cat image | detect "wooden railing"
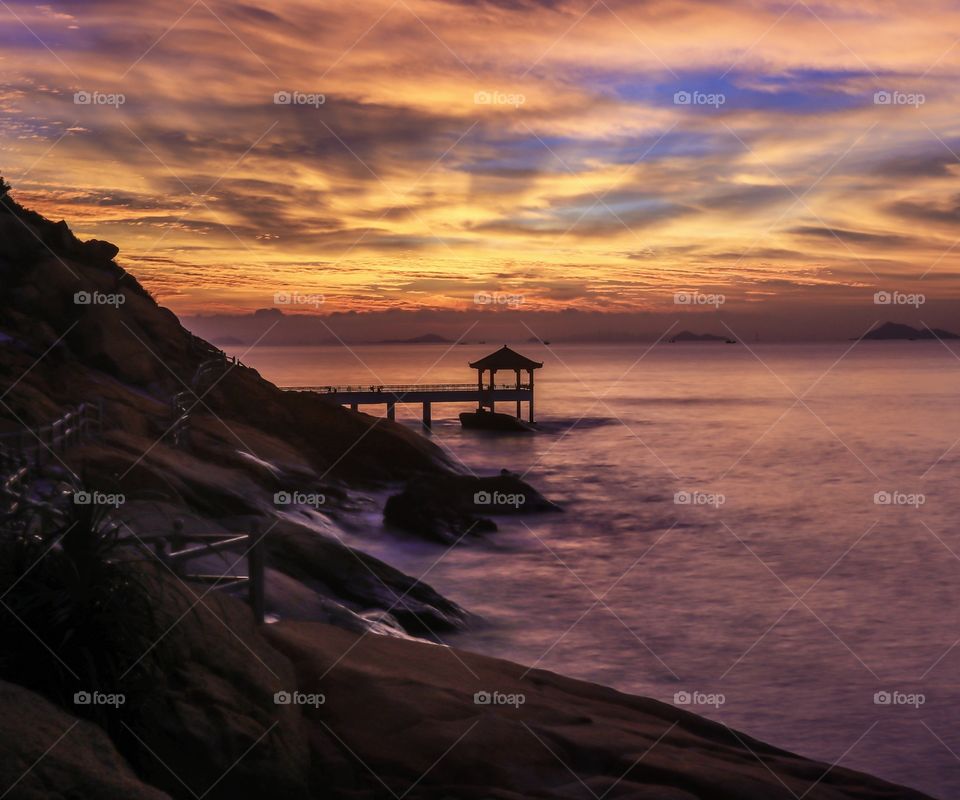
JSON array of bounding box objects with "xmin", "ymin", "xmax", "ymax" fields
[
  {"xmin": 168, "ymin": 391, "xmax": 192, "ymax": 447},
  {"xmin": 187, "ymin": 333, "xmax": 246, "ymax": 369},
  {"xmin": 134, "ymin": 520, "xmax": 265, "ymax": 623},
  {"xmin": 0, "ymin": 402, "xmax": 103, "ymax": 466}
]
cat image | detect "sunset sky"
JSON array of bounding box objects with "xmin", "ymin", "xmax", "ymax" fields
[{"xmin": 2, "ymin": 0, "xmax": 959, "ymax": 337}]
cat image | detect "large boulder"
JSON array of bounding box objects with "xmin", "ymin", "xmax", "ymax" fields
[
  {"xmin": 124, "ymin": 576, "xmax": 312, "ymax": 800},
  {"xmin": 0, "ymin": 680, "xmax": 170, "ymax": 799},
  {"xmin": 264, "ymin": 622, "xmax": 934, "ymax": 800}
]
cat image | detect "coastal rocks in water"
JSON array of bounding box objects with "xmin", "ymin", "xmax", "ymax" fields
[
  {"xmin": 0, "ymin": 680, "xmax": 171, "ymax": 799},
  {"xmin": 384, "ymin": 471, "xmax": 561, "ymax": 542}
]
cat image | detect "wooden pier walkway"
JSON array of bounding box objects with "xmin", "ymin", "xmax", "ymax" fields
[{"xmin": 282, "ymin": 383, "xmax": 533, "ymax": 426}]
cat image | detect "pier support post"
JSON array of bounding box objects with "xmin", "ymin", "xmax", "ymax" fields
[
  {"xmin": 350, "ymin": 403, "xmax": 358, "ymax": 412},
  {"xmin": 422, "ymin": 402, "xmax": 432, "ymax": 428},
  {"xmin": 387, "ymin": 402, "xmax": 396, "ymax": 421}
]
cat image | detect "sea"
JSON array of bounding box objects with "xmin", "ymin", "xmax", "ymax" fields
[{"xmin": 232, "ymin": 340, "xmax": 960, "ymax": 798}]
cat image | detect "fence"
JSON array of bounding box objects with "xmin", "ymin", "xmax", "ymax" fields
[
  {"xmin": 135, "ymin": 520, "xmax": 265, "ymax": 623},
  {"xmin": 187, "ymin": 333, "xmax": 246, "ymax": 368},
  {"xmin": 0, "ymin": 402, "xmax": 103, "ymax": 467}
]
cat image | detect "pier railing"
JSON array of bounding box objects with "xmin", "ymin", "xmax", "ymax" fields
[{"xmin": 283, "ymin": 382, "xmax": 529, "ymax": 393}]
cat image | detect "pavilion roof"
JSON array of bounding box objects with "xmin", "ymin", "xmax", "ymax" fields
[{"xmin": 469, "ymin": 345, "xmax": 543, "ymax": 371}]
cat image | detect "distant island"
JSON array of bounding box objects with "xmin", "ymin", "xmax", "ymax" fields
[
  {"xmin": 670, "ymin": 331, "xmax": 736, "ymax": 343},
  {"xmin": 859, "ymin": 322, "xmax": 960, "ymax": 341},
  {"xmin": 375, "ymin": 333, "xmax": 453, "ymax": 344}
]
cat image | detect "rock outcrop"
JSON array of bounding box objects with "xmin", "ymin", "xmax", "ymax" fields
[
  {"xmin": 265, "ymin": 621, "xmax": 933, "ymax": 800},
  {"xmin": 0, "ymin": 680, "xmax": 171, "ymax": 799},
  {"xmin": 384, "ymin": 471, "xmax": 561, "ymax": 541}
]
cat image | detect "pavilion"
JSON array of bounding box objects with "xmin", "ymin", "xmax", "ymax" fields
[{"xmin": 469, "ymin": 345, "xmax": 543, "ymax": 422}]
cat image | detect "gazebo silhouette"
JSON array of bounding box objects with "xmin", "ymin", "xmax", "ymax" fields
[{"xmin": 469, "ymin": 345, "xmax": 543, "ymax": 422}]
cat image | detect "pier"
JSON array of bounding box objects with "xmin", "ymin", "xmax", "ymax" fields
[{"xmin": 282, "ymin": 345, "xmax": 543, "ymax": 427}]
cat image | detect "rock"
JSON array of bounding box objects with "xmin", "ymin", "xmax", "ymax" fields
[
  {"xmin": 79, "ymin": 239, "xmax": 120, "ymax": 262},
  {"xmin": 0, "ymin": 680, "xmax": 170, "ymax": 799},
  {"xmin": 267, "ymin": 519, "xmax": 470, "ymax": 636},
  {"xmin": 384, "ymin": 472, "xmax": 560, "ymax": 542},
  {"xmin": 264, "ymin": 621, "xmax": 935, "ymax": 800},
  {"xmin": 125, "ymin": 574, "xmax": 312, "ymax": 800}
]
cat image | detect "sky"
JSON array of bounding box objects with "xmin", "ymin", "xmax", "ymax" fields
[{"xmin": 2, "ymin": 0, "xmax": 959, "ymax": 340}]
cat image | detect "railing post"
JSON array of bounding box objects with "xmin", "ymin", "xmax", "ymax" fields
[
  {"xmin": 248, "ymin": 524, "xmax": 265, "ymax": 624},
  {"xmin": 153, "ymin": 536, "xmax": 169, "ymax": 570},
  {"xmin": 171, "ymin": 518, "xmax": 185, "ymax": 553}
]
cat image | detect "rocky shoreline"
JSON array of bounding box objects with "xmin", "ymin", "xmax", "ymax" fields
[{"xmin": 0, "ymin": 193, "xmax": 935, "ymax": 798}]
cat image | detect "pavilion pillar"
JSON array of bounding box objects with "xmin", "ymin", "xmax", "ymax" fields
[
  {"xmin": 490, "ymin": 369, "xmax": 496, "ymax": 413},
  {"xmin": 515, "ymin": 369, "xmax": 521, "ymax": 418},
  {"xmin": 528, "ymin": 369, "xmax": 535, "ymax": 422},
  {"xmin": 422, "ymin": 402, "xmax": 432, "ymax": 428},
  {"xmin": 387, "ymin": 402, "xmax": 395, "ymax": 421}
]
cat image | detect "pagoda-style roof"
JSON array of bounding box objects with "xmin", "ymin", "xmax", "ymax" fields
[{"xmin": 469, "ymin": 345, "xmax": 543, "ymax": 371}]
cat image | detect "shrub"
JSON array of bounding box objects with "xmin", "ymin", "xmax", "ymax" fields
[{"xmin": 0, "ymin": 495, "xmax": 166, "ymax": 733}]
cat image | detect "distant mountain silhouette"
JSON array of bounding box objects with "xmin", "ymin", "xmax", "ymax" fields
[
  {"xmin": 670, "ymin": 331, "xmax": 735, "ymax": 343},
  {"xmin": 860, "ymin": 322, "xmax": 960, "ymax": 340},
  {"xmin": 376, "ymin": 333, "xmax": 453, "ymax": 344}
]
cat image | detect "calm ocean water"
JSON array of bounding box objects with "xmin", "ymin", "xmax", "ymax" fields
[{"xmin": 235, "ymin": 341, "xmax": 960, "ymax": 798}]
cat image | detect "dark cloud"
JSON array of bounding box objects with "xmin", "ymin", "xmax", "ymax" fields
[
  {"xmin": 887, "ymin": 196, "xmax": 960, "ymax": 227},
  {"xmin": 788, "ymin": 225, "xmax": 917, "ymax": 248}
]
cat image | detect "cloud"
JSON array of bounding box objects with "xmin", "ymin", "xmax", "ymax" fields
[
  {"xmin": 788, "ymin": 225, "xmax": 918, "ymax": 248},
  {"xmin": 2, "ymin": 0, "xmax": 960, "ymax": 320}
]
